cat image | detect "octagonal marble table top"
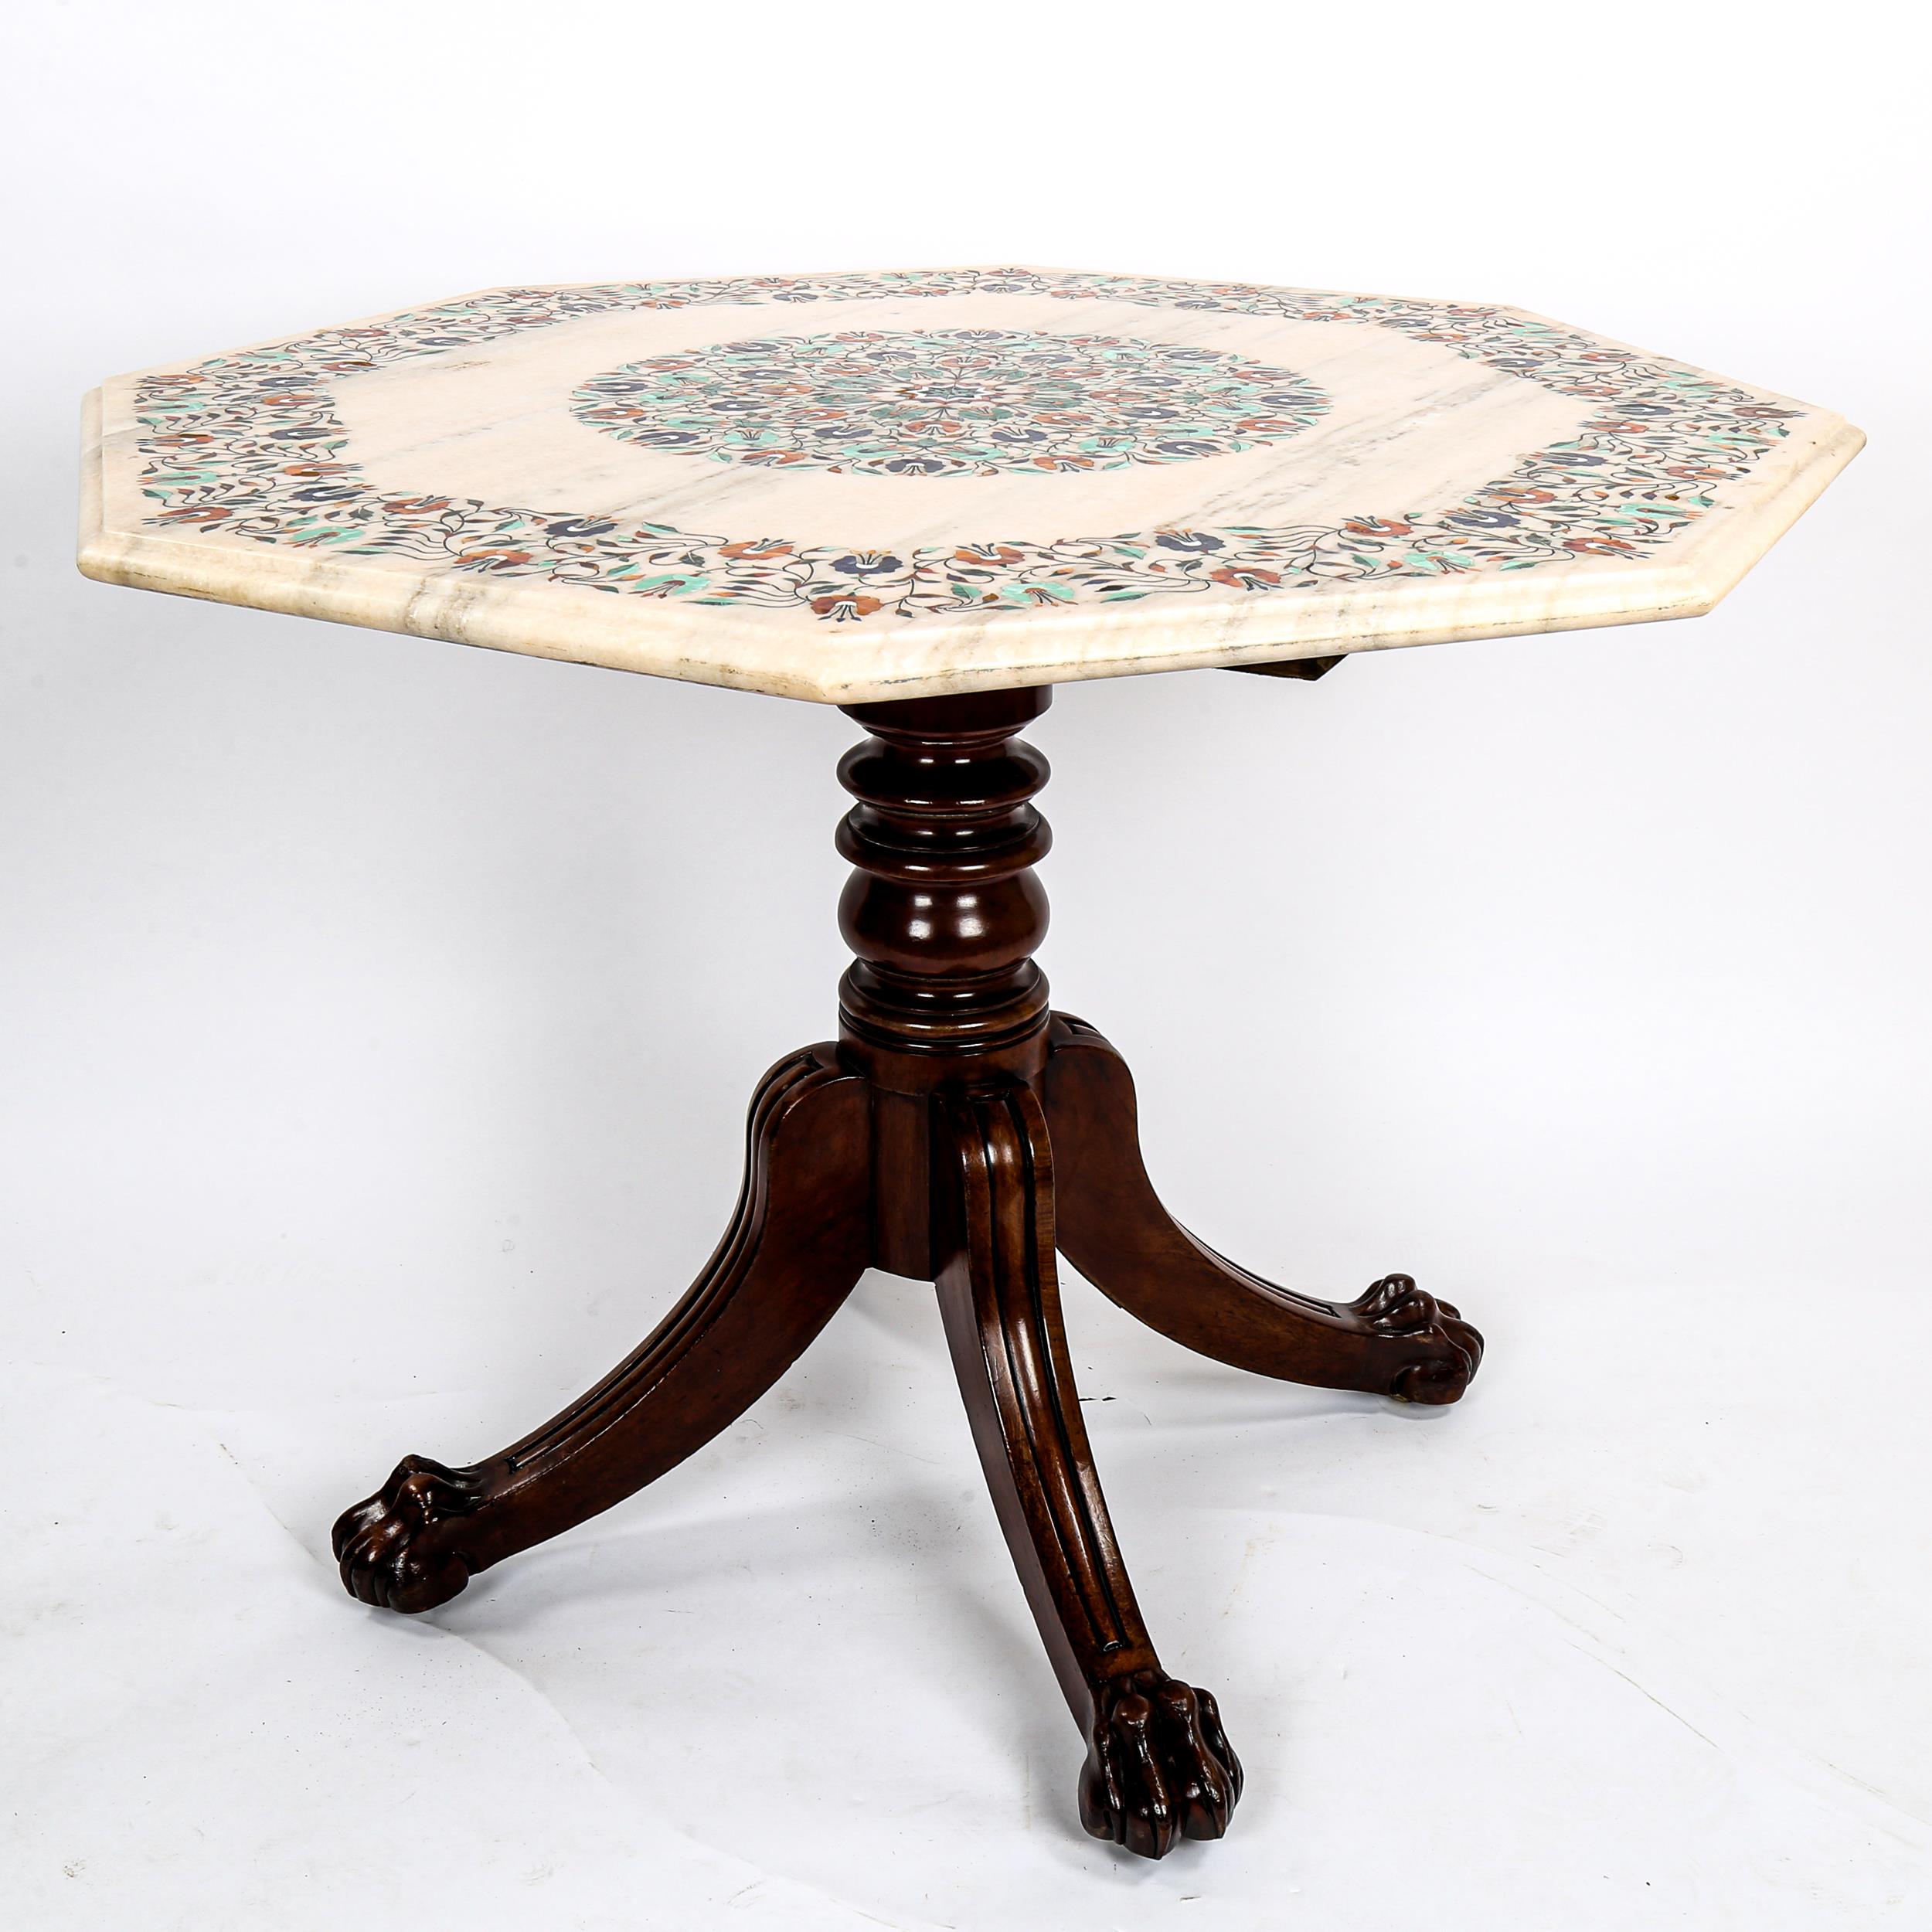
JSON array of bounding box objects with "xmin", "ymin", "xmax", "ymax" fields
[{"xmin": 80, "ymin": 267, "xmax": 1863, "ymax": 704}]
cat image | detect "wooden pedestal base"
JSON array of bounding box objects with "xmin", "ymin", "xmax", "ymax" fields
[{"xmin": 331, "ymin": 686, "xmax": 1483, "ymax": 1859}]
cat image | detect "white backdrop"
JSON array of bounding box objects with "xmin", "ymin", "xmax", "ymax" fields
[{"xmin": 5, "ymin": 5, "xmax": 1928, "ymax": 1927}]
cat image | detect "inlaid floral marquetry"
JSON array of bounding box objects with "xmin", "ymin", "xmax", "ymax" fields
[
  {"xmin": 571, "ymin": 328, "xmax": 1332, "ymax": 478},
  {"xmin": 80, "ymin": 267, "xmax": 1862, "ymax": 702}
]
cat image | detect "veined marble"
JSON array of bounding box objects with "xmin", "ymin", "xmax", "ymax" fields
[{"xmin": 78, "ymin": 268, "xmax": 1863, "ymax": 703}]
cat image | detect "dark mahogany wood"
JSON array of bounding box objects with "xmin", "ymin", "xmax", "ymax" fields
[
  {"xmin": 835, "ymin": 687, "xmax": 1053, "ymax": 1076},
  {"xmin": 328, "ymin": 679, "xmax": 1482, "ymax": 1857},
  {"xmin": 1225, "ymin": 652, "xmax": 1345, "ymax": 680},
  {"xmin": 1043, "ymin": 1015, "xmax": 1482, "ymax": 1403},
  {"xmin": 835, "ymin": 685, "xmax": 1055, "ymax": 1277},
  {"xmin": 934, "ymin": 1081, "xmax": 1240, "ymax": 1856},
  {"xmin": 331, "ymin": 1045, "xmax": 870, "ymax": 1610}
]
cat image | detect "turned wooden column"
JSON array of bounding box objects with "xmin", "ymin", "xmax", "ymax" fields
[{"xmin": 834, "ymin": 687, "xmax": 1053, "ymax": 1276}]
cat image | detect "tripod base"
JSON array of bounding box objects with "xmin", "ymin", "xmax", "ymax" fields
[{"xmin": 332, "ymin": 1015, "xmax": 1481, "ymax": 1859}]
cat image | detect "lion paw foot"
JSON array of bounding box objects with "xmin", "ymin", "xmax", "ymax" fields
[
  {"xmin": 1355, "ymin": 1273, "xmax": 1484, "ymax": 1404},
  {"xmin": 1079, "ymin": 1670, "xmax": 1242, "ymax": 1858},
  {"xmin": 330, "ymin": 1454, "xmax": 488, "ymax": 1612}
]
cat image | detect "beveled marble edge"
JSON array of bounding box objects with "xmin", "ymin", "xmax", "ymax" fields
[{"xmin": 78, "ymin": 281, "xmax": 1867, "ymax": 705}]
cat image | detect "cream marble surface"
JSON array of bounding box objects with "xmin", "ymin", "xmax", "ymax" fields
[{"xmin": 79, "ymin": 268, "xmax": 1863, "ymax": 703}]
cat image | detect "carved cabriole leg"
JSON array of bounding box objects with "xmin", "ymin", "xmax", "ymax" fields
[
  {"xmin": 1042, "ymin": 1015, "xmax": 1483, "ymax": 1403},
  {"xmin": 331, "ymin": 1045, "xmax": 870, "ymax": 1611},
  {"xmin": 934, "ymin": 1083, "xmax": 1241, "ymax": 1859}
]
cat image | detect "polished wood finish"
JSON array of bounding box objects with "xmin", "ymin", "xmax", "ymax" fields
[
  {"xmin": 836, "ymin": 687, "xmax": 1053, "ymax": 1079},
  {"xmin": 1225, "ymin": 653, "xmax": 1345, "ymax": 681},
  {"xmin": 935, "ymin": 1082, "xmax": 1240, "ymax": 1856},
  {"xmin": 330, "ymin": 684, "xmax": 1481, "ymax": 1856},
  {"xmin": 1044, "ymin": 1015, "xmax": 1482, "ymax": 1403},
  {"xmin": 332, "ymin": 1046, "xmax": 870, "ymax": 1610},
  {"xmin": 835, "ymin": 685, "xmax": 1053, "ymax": 1277}
]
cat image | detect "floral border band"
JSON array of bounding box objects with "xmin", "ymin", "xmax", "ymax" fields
[{"xmin": 136, "ymin": 268, "xmax": 1807, "ymax": 625}]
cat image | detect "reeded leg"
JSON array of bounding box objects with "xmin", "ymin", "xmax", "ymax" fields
[
  {"xmin": 331, "ymin": 1045, "xmax": 872, "ymax": 1611},
  {"xmin": 1043, "ymin": 1015, "xmax": 1482, "ymax": 1403},
  {"xmin": 934, "ymin": 1083, "xmax": 1241, "ymax": 1858}
]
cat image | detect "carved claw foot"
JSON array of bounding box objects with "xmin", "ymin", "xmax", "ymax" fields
[
  {"xmin": 1079, "ymin": 1671, "xmax": 1243, "ymax": 1859},
  {"xmin": 330, "ymin": 1454, "xmax": 490, "ymax": 1612},
  {"xmin": 1355, "ymin": 1273, "xmax": 1485, "ymax": 1405}
]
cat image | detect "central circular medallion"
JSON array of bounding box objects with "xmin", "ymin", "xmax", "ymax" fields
[{"xmin": 571, "ymin": 328, "xmax": 1330, "ymax": 478}]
